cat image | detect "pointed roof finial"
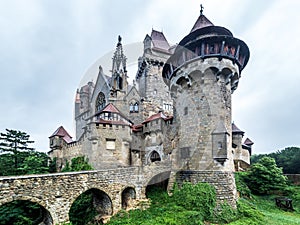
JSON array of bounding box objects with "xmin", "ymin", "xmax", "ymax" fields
[{"xmin": 200, "ymin": 4, "xmax": 204, "ymax": 15}]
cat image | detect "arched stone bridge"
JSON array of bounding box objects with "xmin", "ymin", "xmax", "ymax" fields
[{"xmin": 0, "ymin": 165, "xmax": 171, "ymax": 224}]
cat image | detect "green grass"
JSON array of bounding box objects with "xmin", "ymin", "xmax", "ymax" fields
[
  {"xmin": 229, "ymin": 186, "xmax": 300, "ymax": 225},
  {"xmin": 109, "ymin": 185, "xmax": 300, "ymax": 225}
]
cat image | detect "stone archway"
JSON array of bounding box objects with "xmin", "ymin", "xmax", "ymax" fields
[
  {"xmin": 150, "ymin": 150, "xmax": 161, "ymax": 162},
  {"xmin": 69, "ymin": 188, "xmax": 113, "ymax": 224},
  {"xmin": 145, "ymin": 171, "xmax": 171, "ymax": 197},
  {"xmin": 0, "ymin": 199, "xmax": 53, "ymax": 225},
  {"xmin": 121, "ymin": 187, "xmax": 136, "ymax": 210}
]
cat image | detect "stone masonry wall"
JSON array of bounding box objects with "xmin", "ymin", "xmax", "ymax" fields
[{"xmin": 176, "ymin": 170, "xmax": 237, "ymax": 207}]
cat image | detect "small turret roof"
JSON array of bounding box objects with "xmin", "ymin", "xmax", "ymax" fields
[
  {"xmin": 151, "ymin": 29, "xmax": 170, "ymax": 51},
  {"xmin": 244, "ymin": 138, "xmax": 254, "ymax": 146},
  {"xmin": 49, "ymin": 126, "xmax": 73, "ymax": 144},
  {"xmin": 232, "ymin": 123, "xmax": 245, "ymax": 135},
  {"xmin": 190, "ymin": 14, "xmax": 214, "ymax": 33}
]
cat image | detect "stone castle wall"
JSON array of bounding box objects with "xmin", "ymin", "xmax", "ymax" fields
[{"xmin": 176, "ymin": 170, "xmax": 237, "ymax": 207}]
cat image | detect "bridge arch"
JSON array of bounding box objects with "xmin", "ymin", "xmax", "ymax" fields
[
  {"xmin": 144, "ymin": 171, "xmax": 171, "ymax": 197},
  {"xmin": 69, "ymin": 188, "xmax": 113, "ymax": 224},
  {"xmin": 0, "ymin": 196, "xmax": 53, "ymax": 224},
  {"xmin": 121, "ymin": 186, "xmax": 136, "ymax": 210}
]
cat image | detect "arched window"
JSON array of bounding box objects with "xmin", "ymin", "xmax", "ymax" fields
[
  {"xmin": 134, "ymin": 102, "xmax": 139, "ymax": 112},
  {"xmin": 129, "ymin": 103, "xmax": 134, "ymax": 113},
  {"xmin": 150, "ymin": 151, "xmax": 161, "ymax": 162},
  {"xmin": 96, "ymin": 92, "xmax": 106, "ymax": 112}
]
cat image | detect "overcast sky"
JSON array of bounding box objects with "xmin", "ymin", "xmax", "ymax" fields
[{"xmin": 0, "ymin": 0, "xmax": 299, "ymax": 154}]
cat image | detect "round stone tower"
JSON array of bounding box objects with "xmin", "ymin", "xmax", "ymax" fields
[{"xmin": 162, "ymin": 7, "xmax": 249, "ymax": 172}]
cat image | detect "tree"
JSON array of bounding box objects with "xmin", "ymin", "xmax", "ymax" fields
[
  {"xmin": 0, "ymin": 129, "xmax": 34, "ymax": 171},
  {"xmin": 61, "ymin": 156, "xmax": 93, "ymax": 172},
  {"xmin": 0, "ymin": 129, "xmax": 55, "ymax": 176},
  {"xmin": 251, "ymin": 147, "xmax": 300, "ymax": 174},
  {"xmin": 245, "ymin": 156, "xmax": 287, "ymax": 194},
  {"xmin": 18, "ymin": 151, "xmax": 50, "ymax": 175}
]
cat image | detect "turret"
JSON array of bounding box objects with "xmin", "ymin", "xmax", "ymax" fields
[{"xmin": 162, "ymin": 6, "xmax": 250, "ymax": 171}]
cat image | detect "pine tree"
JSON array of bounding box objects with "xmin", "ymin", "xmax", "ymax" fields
[{"xmin": 0, "ymin": 129, "xmax": 34, "ymax": 173}]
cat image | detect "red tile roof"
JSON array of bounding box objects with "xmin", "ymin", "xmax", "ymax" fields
[
  {"xmin": 190, "ymin": 14, "xmax": 214, "ymax": 33},
  {"xmin": 132, "ymin": 124, "xmax": 143, "ymax": 132},
  {"xmin": 151, "ymin": 30, "xmax": 170, "ymax": 51},
  {"xmin": 49, "ymin": 126, "xmax": 73, "ymax": 144},
  {"xmin": 142, "ymin": 112, "xmax": 173, "ymax": 124},
  {"xmin": 101, "ymin": 103, "xmax": 121, "ymax": 113}
]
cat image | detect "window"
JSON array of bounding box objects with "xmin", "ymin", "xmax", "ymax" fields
[
  {"xmin": 130, "ymin": 103, "xmax": 134, "ymax": 113},
  {"xmin": 218, "ymin": 142, "xmax": 223, "ymax": 150},
  {"xmin": 130, "ymin": 102, "xmax": 139, "ymax": 113},
  {"xmin": 181, "ymin": 147, "xmax": 190, "ymax": 159},
  {"xmin": 134, "ymin": 102, "xmax": 139, "ymax": 112},
  {"xmin": 184, "ymin": 107, "xmax": 188, "ymax": 115},
  {"xmin": 96, "ymin": 92, "xmax": 106, "ymax": 112},
  {"xmin": 153, "ymin": 89, "xmax": 157, "ymax": 95},
  {"xmin": 106, "ymin": 139, "xmax": 116, "ymax": 150},
  {"xmin": 150, "ymin": 151, "xmax": 161, "ymax": 162}
]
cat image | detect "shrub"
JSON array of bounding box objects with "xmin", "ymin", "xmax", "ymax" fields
[
  {"xmin": 235, "ymin": 172, "xmax": 252, "ymax": 198},
  {"xmin": 244, "ymin": 157, "xmax": 287, "ymax": 194},
  {"xmin": 172, "ymin": 182, "xmax": 216, "ymax": 220}
]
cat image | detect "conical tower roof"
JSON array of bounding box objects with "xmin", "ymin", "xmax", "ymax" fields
[{"xmin": 190, "ymin": 6, "xmax": 214, "ymax": 33}]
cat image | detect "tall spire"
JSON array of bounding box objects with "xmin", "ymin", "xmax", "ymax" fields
[
  {"xmin": 111, "ymin": 35, "xmax": 128, "ymax": 92},
  {"xmin": 112, "ymin": 35, "xmax": 127, "ymax": 73}
]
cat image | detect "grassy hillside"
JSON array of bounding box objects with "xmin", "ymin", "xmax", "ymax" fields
[{"xmin": 108, "ymin": 185, "xmax": 300, "ymax": 225}]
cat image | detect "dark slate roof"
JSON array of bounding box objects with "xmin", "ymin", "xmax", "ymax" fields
[
  {"xmin": 190, "ymin": 14, "xmax": 214, "ymax": 33},
  {"xmin": 151, "ymin": 30, "xmax": 170, "ymax": 51},
  {"xmin": 49, "ymin": 126, "xmax": 73, "ymax": 144},
  {"xmin": 232, "ymin": 123, "xmax": 245, "ymax": 135},
  {"xmin": 244, "ymin": 138, "xmax": 254, "ymax": 146}
]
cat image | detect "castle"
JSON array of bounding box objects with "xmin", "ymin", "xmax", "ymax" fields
[{"xmin": 49, "ymin": 6, "xmax": 253, "ymax": 191}]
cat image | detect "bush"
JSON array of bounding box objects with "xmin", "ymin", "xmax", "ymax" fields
[
  {"xmin": 244, "ymin": 157, "xmax": 287, "ymax": 194},
  {"xmin": 235, "ymin": 172, "xmax": 252, "ymax": 198},
  {"xmin": 62, "ymin": 156, "xmax": 93, "ymax": 172},
  {"xmin": 172, "ymin": 182, "xmax": 216, "ymax": 221}
]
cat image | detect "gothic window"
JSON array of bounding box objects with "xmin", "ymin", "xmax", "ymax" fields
[
  {"xmin": 130, "ymin": 103, "xmax": 134, "ymax": 113},
  {"xmin": 150, "ymin": 151, "xmax": 161, "ymax": 162},
  {"xmin": 134, "ymin": 102, "xmax": 139, "ymax": 112},
  {"xmin": 96, "ymin": 92, "xmax": 106, "ymax": 112}
]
